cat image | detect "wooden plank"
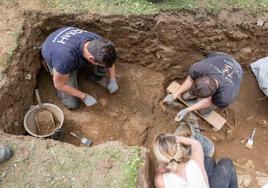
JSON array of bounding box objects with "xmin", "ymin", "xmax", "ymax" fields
[{"xmin": 167, "ymin": 81, "xmax": 226, "ymax": 131}]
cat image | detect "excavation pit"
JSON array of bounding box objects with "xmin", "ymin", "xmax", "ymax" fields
[
  {"xmin": 37, "ymin": 63, "xmax": 169, "ymax": 146},
  {"xmin": 1, "ymin": 11, "xmax": 268, "ymax": 187}
]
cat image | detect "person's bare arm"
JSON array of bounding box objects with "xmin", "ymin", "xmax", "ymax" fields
[
  {"xmin": 176, "ymin": 136, "xmax": 204, "ymax": 163},
  {"xmin": 154, "ymin": 174, "xmax": 165, "ymax": 188},
  {"xmin": 108, "ymin": 64, "xmax": 116, "ymax": 79},
  {"xmin": 186, "ymin": 96, "xmax": 214, "ymax": 112},
  {"xmin": 53, "ymin": 69, "xmax": 86, "ymax": 99},
  {"xmin": 176, "ymin": 136, "xmax": 208, "ymax": 185},
  {"xmin": 173, "ymin": 76, "xmax": 194, "ymax": 98}
]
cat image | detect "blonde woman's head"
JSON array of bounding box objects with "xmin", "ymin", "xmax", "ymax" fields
[{"xmin": 154, "ymin": 133, "xmax": 188, "ymax": 172}]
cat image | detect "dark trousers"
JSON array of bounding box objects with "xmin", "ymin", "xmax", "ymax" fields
[{"xmin": 204, "ymin": 157, "xmax": 238, "ymax": 188}]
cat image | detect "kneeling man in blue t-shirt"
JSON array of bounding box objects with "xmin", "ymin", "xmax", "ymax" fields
[{"xmin": 41, "ymin": 27, "xmax": 118, "ymax": 109}]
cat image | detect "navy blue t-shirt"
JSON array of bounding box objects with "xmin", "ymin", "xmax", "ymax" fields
[
  {"xmin": 189, "ymin": 53, "xmax": 243, "ymax": 107},
  {"xmin": 41, "ymin": 27, "xmax": 102, "ymax": 74}
]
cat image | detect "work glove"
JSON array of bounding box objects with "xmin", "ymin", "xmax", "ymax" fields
[
  {"xmin": 163, "ymin": 94, "xmax": 175, "ymax": 105},
  {"xmin": 107, "ymin": 78, "xmax": 118, "ymax": 94},
  {"xmin": 82, "ymin": 94, "xmax": 97, "ymax": 107},
  {"xmin": 175, "ymin": 108, "xmax": 189, "ymax": 122}
]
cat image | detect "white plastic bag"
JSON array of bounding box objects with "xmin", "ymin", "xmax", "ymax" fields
[{"xmin": 250, "ymin": 57, "xmax": 268, "ymax": 97}]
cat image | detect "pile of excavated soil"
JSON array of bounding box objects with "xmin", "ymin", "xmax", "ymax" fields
[{"xmin": 0, "ymin": 132, "xmax": 148, "ymax": 188}]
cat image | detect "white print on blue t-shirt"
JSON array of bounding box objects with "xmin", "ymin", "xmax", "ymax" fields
[
  {"xmin": 52, "ymin": 27, "xmax": 87, "ymax": 45},
  {"xmin": 210, "ymin": 59, "xmax": 241, "ymax": 86}
]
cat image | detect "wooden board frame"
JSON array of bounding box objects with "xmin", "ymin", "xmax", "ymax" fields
[{"xmin": 167, "ymin": 81, "xmax": 226, "ymax": 131}]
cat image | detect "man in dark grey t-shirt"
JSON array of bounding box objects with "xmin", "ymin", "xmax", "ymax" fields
[{"xmin": 163, "ymin": 52, "xmax": 243, "ymax": 122}]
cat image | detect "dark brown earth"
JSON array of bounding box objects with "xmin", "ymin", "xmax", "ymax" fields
[
  {"xmin": 38, "ymin": 62, "xmax": 268, "ymax": 187},
  {"xmin": 38, "ymin": 63, "xmax": 168, "ymax": 146},
  {"xmin": 35, "ymin": 109, "xmax": 56, "ymax": 135},
  {"xmin": 1, "ymin": 8, "xmax": 268, "ymax": 187}
]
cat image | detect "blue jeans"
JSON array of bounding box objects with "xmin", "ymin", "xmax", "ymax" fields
[{"xmin": 204, "ymin": 157, "xmax": 238, "ymax": 188}]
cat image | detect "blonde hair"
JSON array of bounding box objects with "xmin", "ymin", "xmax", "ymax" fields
[{"xmin": 154, "ymin": 133, "xmax": 189, "ymax": 173}]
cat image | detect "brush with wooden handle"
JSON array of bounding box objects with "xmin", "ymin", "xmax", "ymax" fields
[{"xmin": 245, "ymin": 128, "xmax": 256, "ymax": 149}]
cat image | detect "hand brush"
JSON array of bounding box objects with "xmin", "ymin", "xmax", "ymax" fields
[{"xmin": 245, "ymin": 128, "xmax": 256, "ymax": 149}]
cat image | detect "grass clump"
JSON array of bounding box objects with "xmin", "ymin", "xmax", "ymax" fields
[
  {"xmin": 200, "ymin": 0, "xmax": 268, "ymax": 13},
  {"xmin": 42, "ymin": 0, "xmax": 197, "ymax": 14},
  {"xmin": 123, "ymin": 147, "xmax": 142, "ymax": 188},
  {"xmin": 42, "ymin": 0, "xmax": 268, "ymax": 14}
]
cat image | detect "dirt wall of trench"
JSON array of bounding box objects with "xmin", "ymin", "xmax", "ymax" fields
[{"xmin": 1, "ymin": 10, "xmax": 268, "ymax": 134}]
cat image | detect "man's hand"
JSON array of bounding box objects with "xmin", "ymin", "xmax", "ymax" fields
[
  {"xmin": 82, "ymin": 94, "xmax": 97, "ymax": 107},
  {"xmin": 163, "ymin": 94, "xmax": 175, "ymax": 104},
  {"xmin": 175, "ymin": 108, "xmax": 189, "ymax": 122},
  {"xmin": 107, "ymin": 78, "xmax": 118, "ymax": 94}
]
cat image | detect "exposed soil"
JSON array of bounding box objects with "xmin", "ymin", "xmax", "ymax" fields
[
  {"xmin": 37, "ymin": 63, "xmax": 172, "ymax": 146},
  {"xmin": 38, "ymin": 62, "xmax": 268, "ymax": 187},
  {"xmin": 211, "ymin": 70, "xmax": 268, "ymax": 171},
  {"xmin": 0, "ymin": 0, "xmax": 41, "ymax": 72},
  {"xmin": 1, "ymin": 5, "xmax": 268, "ymax": 187}
]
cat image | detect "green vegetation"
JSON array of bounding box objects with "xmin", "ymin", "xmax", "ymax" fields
[
  {"xmin": 42, "ymin": 0, "xmax": 195, "ymax": 14},
  {"xmin": 43, "ymin": 0, "xmax": 268, "ymax": 14},
  {"xmin": 123, "ymin": 147, "xmax": 142, "ymax": 188},
  {"xmin": 226, "ymin": 0, "xmax": 268, "ymax": 10},
  {"xmin": 0, "ymin": 139, "xmax": 143, "ymax": 188},
  {"xmin": 93, "ymin": 146, "xmax": 141, "ymax": 188}
]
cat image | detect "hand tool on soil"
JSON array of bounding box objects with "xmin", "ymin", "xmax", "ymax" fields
[
  {"xmin": 167, "ymin": 81, "xmax": 226, "ymax": 131},
  {"xmin": 70, "ymin": 132, "xmax": 92, "ymax": 147},
  {"xmin": 245, "ymin": 128, "xmax": 256, "ymax": 149},
  {"xmin": 34, "ymin": 89, "xmax": 55, "ymax": 134},
  {"xmin": 240, "ymin": 135, "xmax": 251, "ymax": 144}
]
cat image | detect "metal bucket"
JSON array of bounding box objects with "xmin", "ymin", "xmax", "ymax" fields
[{"xmin": 23, "ymin": 103, "xmax": 64, "ymax": 138}]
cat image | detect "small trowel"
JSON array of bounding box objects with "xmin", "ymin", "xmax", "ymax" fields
[{"xmin": 70, "ymin": 132, "xmax": 92, "ymax": 147}]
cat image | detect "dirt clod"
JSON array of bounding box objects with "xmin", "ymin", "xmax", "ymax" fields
[
  {"xmin": 245, "ymin": 160, "xmax": 255, "ymax": 170},
  {"xmin": 226, "ymin": 129, "xmax": 233, "ymax": 139}
]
